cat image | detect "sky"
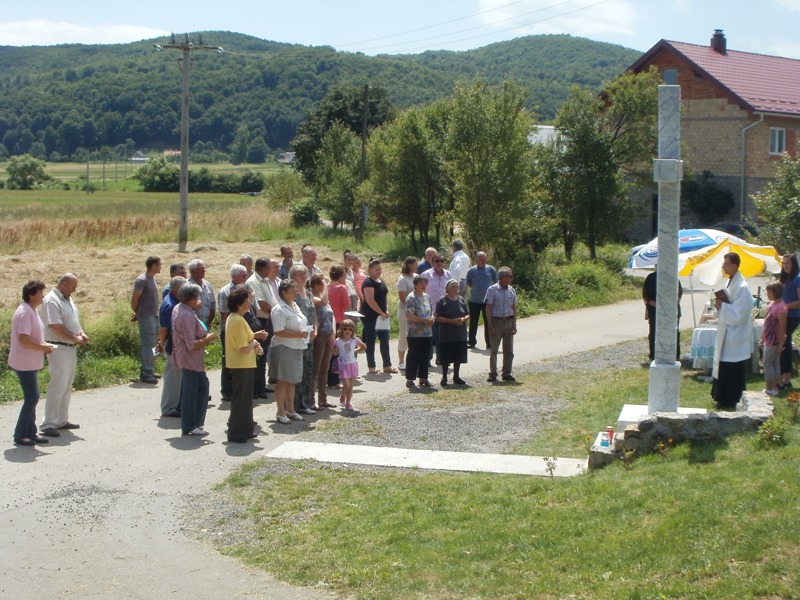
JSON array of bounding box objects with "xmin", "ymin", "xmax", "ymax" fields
[{"xmin": 1, "ymin": 0, "xmax": 799, "ymax": 59}]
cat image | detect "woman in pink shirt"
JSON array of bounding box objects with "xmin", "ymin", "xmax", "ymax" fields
[{"xmin": 9, "ymin": 280, "xmax": 54, "ymax": 446}]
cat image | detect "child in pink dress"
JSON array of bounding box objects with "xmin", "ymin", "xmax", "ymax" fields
[
  {"xmin": 332, "ymin": 319, "xmax": 366, "ymax": 410},
  {"xmin": 762, "ymin": 282, "xmax": 787, "ymax": 396}
]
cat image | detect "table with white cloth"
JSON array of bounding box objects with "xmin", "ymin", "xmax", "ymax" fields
[{"xmin": 690, "ymin": 318, "xmax": 763, "ymax": 373}]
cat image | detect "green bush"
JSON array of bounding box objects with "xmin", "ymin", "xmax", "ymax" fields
[
  {"xmin": 264, "ymin": 168, "xmax": 309, "ymax": 206},
  {"xmin": 755, "ymin": 416, "xmax": 790, "ymax": 449},
  {"xmin": 85, "ymin": 302, "xmax": 141, "ymax": 359},
  {"xmin": 289, "ymin": 197, "xmax": 321, "ymax": 227}
]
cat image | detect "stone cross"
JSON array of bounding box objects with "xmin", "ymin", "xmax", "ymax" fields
[{"xmin": 648, "ymin": 85, "xmax": 683, "ymax": 413}]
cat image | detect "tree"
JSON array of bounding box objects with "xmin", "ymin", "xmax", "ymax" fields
[
  {"xmin": 314, "ymin": 121, "xmax": 362, "ymax": 229},
  {"xmin": 532, "ymin": 138, "xmax": 579, "ymax": 259},
  {"xmin": 247, "ymin": 136, "xmax": 269, "ymax": 163},
  {"xmin": 369, "ymin": 103, "xmax": 452, "ymax": 250},
  {"xmin": 230, "ymin": 124, "xmax": 250, "ymax": 165},
  {"xmin": 681, "ymin": 170, "xmax": 734, "ymax": 225},
  {"xmin": 542, "ymin": 69, "xmax": 660, "ymax": 259},
  {"xmin": 753, "ymin": 154, "xmax": 800, "ymax": 252},
  {"xmin": 291, "ymin": 85, "xmax": 395, "ymax": 189},
  {"xmin": 263, "ymin": 168, "xmax": 309, "ymax": 207},
  {"xmin": 6, "ymin": 154, "xmax": 50, "ymax": 189},
  {"xmin": 444, "ymin": 80, "xmax": 537, "ymax": 263},
  {"xmin": 134, "ymin": 155, "xmax": 179, "ymax": 192}
]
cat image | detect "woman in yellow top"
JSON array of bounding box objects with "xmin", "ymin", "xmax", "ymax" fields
[{"xmin": 225, "ymin": 285, "xmax": 268, "ymax": 443}]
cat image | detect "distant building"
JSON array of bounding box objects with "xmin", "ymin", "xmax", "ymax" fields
[
  {"xmin": 528, "ymin": 125, "xmax": 556, "ymax": 146},
  {"xmin": 276, "ymin": 151, "xmax": 296, "ymax": 164},
  {"xmin": 130, "ymin": 151, "xmax": 148, "ymax": 162},
  {"xmin": 163, "ymin": 149, "xmax": 181, "ymax": 161},
  {"xmin": 630, "ymin": 29, "xmax": 800, "ymax": 220}
]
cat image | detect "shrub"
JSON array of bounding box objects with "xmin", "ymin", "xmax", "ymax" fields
[
  {"xmin": 755, "ymin": 416, "xmax": 790, "ymax": 449},
  {"xmin": 289, "ymin": 197, "xmax": 321, "ymax": 227},
  {"xmin": 264, "ymin": 168, "xmax": 309, "ymax": 207},
  {"xmin": 82, "ymin": 302, "xmax": 140, "ymax": 359}
]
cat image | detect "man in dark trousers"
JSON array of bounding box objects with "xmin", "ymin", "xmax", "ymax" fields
[{"xmin": 643, "ymin": 268, "xmax": 683, "ymax": 361}]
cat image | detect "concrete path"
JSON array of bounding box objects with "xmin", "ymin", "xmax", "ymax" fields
[
  {"xmin": 0, "ymin": 285, "xmax": 713, "ymax": 599},
  {"xmin": 266, "ymin": 441, "xmax": 587, "ymax": 477}
]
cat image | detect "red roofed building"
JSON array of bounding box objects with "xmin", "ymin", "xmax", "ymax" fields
[{"xmin": 630, "ymin": 30, "xmax": 800, "ymax": 220}]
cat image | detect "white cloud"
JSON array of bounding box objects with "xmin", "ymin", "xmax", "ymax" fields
[
  {"xmin": 763, "ymin": 39, "xmax": 800, "ymax": 59},
  {"xmin": 0, "ymin": 20, "xmax": 168, "ymax": 46},
  {"xmin": 775, "ymin": 0, "xmax": 800, "ymax": 9},
  {"xmin": 477, "ymin": 0, "xmax": 638, "ymax": 38}
]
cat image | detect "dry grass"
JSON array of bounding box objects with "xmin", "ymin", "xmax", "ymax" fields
[
  {"xmin": 0, "ymin": 240, "xmax": 402, "ymax": 323},
  {"xmin": 0, "ymin": 195, "xmax": 291, "ymax": 252}
]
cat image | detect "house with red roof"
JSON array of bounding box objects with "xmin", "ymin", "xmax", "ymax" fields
[{"xmin": 630, "ymin": 30, "xmax": 800, "ymax": 220}]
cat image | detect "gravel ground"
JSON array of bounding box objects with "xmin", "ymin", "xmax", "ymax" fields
[{"xmin": 187, "ymin": 338, "xmax": 648, "ymax": 554}]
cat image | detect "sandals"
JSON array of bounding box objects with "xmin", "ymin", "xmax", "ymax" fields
[
  {"xmin": 383, "ymin": 367, "xmax": 398, "ymax": 374},
  {"xmin": 418, "ymin": 380, "xmax": 433, "ymax": 388}
]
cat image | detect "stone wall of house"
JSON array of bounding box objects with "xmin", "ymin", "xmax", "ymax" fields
[{"xmin": 639, "ymin": 51, "xmax": 800, "ymax": 223}]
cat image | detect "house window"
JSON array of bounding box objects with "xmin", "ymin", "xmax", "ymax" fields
[
  {"xmin": 662, "ymin": 68, "xmax": 678, "ymax": 85},
  {"xmin": 770, "ymin": 128, "xmax": 786, "ymax": 155}
]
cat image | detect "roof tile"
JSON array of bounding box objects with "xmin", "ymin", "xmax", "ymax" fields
[{"xmin": 664, "ymin": 40, "xmax": 800, "ymax": 116}]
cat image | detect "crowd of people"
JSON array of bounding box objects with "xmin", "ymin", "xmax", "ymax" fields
[{"xmin": 9, "ymin": 241, "xmax": 519, "ymax": 446}]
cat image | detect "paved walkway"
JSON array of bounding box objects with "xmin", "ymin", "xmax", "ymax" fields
[
  {"xmin": 266, "ymin": 441, "xmax": 588, "ymax": 477},
  {"xmin": 1, "ymin": 287, "xmax": 712, "ymax": 599}
]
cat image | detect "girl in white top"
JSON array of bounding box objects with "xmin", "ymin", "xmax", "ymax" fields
[{"xmin": 332, "ymin": 319, "xmax": 366, "ymax": 411}]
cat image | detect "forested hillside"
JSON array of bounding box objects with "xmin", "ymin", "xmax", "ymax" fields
[{"xmin": 0, "ymin": 31, "xmax": 641, "ymax": 161}]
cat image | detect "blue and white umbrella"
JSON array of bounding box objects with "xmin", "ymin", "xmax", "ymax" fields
[{"xmin": 628, "ymin": 228, "xmax": 745, "ymax": 269}]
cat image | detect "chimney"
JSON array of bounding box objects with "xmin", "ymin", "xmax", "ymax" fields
[{"xmin": 710, "ymin": 29, "xmax": 727, "ymax": 54}]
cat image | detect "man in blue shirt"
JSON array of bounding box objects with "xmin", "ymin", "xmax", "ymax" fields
[
  {"xmin": 416, "ymin": 247, "xmax": 437, "ymax": 275},
  {"xmin": 466, "ymin": 251, "xmax": 498, "ymax": 349}
]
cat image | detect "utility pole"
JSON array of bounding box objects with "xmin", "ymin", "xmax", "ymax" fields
[
  {"xmin": 357, "ymin": 84, "xmax": 369, "ymax": 241},
  {"xmin": 155, "ymin": 33, "xmax": 222, "ymax": 252}
]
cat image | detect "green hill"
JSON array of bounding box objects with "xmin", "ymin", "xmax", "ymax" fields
[{"xmin": 0, "ymin": 31, "xmax": 641, "ymax": 159}]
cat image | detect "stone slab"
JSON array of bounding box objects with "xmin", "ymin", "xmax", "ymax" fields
[
  {"xmin": 617, "ymin": 403, "xmax": 707, "ymax": 431},
  {"xmin": 265, "ymin": 441, "xmax": 587, "ymax": 478}
]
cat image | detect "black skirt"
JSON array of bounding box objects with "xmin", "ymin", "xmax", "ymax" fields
[
  {"xmin": 438, "ymin": 341, "xmax": 468, "ymax": 365},
  {"xmin": 711, "ymin": 359, "xmax": 748, "ymax": 409}
]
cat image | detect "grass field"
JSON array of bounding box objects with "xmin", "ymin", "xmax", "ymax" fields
[{"xmin": 208, "ymin": 363, "xmax": 800, "ymax": 600}]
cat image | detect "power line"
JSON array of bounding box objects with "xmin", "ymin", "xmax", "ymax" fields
[
  {"xmin": 333, "ymin": 0, "xmax": 533, "ymax": 49},
  {"xmin": 356, "ymin": 0, "xmax": 615, "ymax": 54}
]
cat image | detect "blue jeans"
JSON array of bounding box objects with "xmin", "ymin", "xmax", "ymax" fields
[
  {"xmin": 180, "ymin": 369, "xmax": 209, "ymax": 434},
  {"xmin": 362, "ymin": 319, "xmax": 391, "ymax": 369},
  {"xmin": 14, "ymin": 370, "xmax": 40, "ymax": 441},
  {"xmin": 138, "ymin": 315, "xmax": 158, "ymax": 377}
]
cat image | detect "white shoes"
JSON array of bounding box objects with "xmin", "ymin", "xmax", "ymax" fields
[{"xmin": 187, "ymin": 427, "xmax": 208, "ymax": 436}]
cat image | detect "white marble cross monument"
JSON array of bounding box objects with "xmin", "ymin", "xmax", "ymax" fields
[{"xmin": 648, "ymin": 85, "xmax": 683, "ymax": 412}]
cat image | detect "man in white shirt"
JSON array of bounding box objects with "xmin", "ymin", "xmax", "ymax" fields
[
  {"xmin": 218, "ymin": 264, "xmax": 249, "ymax": 402},
  {"xmin": 40, "ymin": 273, "xmax": 89, "ymax": 437},
  {"xmin": 187, "ymin": 259, "xmax": 216, "ymax": 329},
  {"xmin": 247, "ymin": 258, "xmax": 278, "ymax": 398},
  {"xmin": 448, "ymin": 239, "xmax": 471, "ymax": 297},
  {"xmin": 301, "ymin": 245, "xmax": 323, "ymax": 276}
]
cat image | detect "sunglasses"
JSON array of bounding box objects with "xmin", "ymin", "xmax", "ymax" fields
[{"xmin": 434, "ymin": 259, "xmax": 444, "ymax": 263}]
